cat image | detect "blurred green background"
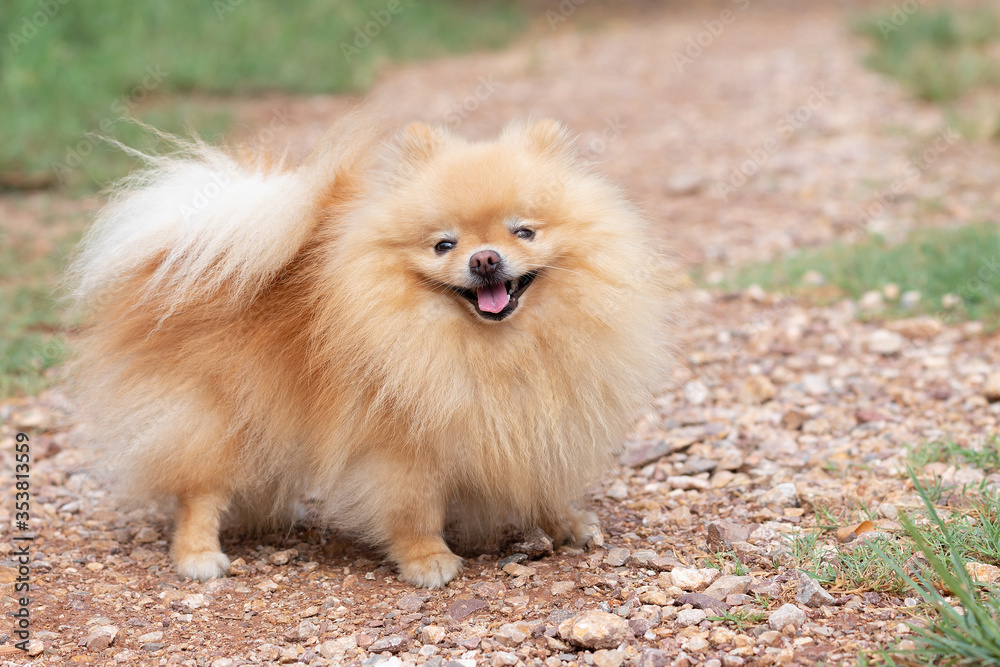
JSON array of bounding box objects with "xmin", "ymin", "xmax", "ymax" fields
[
  {"xmin": 5, "ymin": 1, "xmax": 1000, "ymax": 192},
  {"xmin": 2, "ymin": 0, "xmax": 527, "ymax": 190}
]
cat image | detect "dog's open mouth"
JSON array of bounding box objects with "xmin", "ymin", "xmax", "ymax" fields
[{"xmin": 450, "ymin": 271, "xmax": 538, "ymax": 321}]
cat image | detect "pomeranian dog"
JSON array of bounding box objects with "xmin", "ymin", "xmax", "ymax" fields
[{"xmin": 69, "ymin": 118, "xmax": 675, "ymax": 588}]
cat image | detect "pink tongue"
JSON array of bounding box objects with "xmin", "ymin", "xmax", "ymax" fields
[{"xmin": 477, "ymin": 282, "xmax": 510, "ymax": 313}]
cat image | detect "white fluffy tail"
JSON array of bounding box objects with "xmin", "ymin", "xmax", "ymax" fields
[{"xmin": 70, "ymin": 139, "xmax": 325, "ymax": 310}]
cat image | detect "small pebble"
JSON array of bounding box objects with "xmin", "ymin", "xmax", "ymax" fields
[
  {"xmin": 605, "ymin": 547, "xmax": 630, "ymax": 567},
  {"xmin": 768, "ymin": 604, "xmax": 806, "ymax": 630}
]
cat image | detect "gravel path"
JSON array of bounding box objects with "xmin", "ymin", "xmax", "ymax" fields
[{"xmin": 4, "ymin": 2, "xmax": 1000, "ymax": 666}]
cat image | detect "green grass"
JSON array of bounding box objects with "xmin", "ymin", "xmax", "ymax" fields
[
  {"xmin": 787, "ymin": 529, "xmax": 913, "ymax": 595},
  {"xmin": 802, "ymin": 468, "xmax": 1000, "ymax": 664},
  {"xmin": 853, "ymin": 5, "xmax": 1000, "ymax": 104},
  {"xmin": 953, "ymin": 495, "xmax": 1000, "ymax": 567},
  {"xmin": 3, "ymin": 0, "xmax": 526, "ymax": 190},
  {"xmin": 707, "ymin": 608, "xmax": 767, "ymax": 633},
  {"xmin": 907, "ymin": 437, "xmax": 1000, "ymax": 473},
  {"xmin": 875, "ymin": 472, "xmax": 1000, "ymax": 666},
  {"xmin": 784, "ymin": 440, "xmax": 1000, "ymax": 613},
  {"xmin": 714, "ymin": 223, "xmax": 1000, "ymax": 328},
  {"xmin": 787, "ymin": 531, "xmax": 838, "ymax": 585},
  {"xmin": 838, "ymin": 535, "xmax": 913, "ymax": 595},
  {"xmin": 0, "ymin": 199, "xmax": 86, "ymax": 397},
  {"xmin": 703, "ymin": 550, "xmax": 750, "ymax": 576},
  {"xmin": 905, "ymin": 439, "xmax": 1000, "ymax": 568}
]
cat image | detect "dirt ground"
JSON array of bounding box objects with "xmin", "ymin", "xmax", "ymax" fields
[{"xmin": 3, "ymin": 2, "xmax": 1000, "ymax": 666}]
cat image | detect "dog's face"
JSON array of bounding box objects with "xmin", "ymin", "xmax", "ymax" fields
[
  {"xmin": 418, "ymin": 213, "xmax": 544, "ymax": 322},
  {"xmin": 367, "ymin": 119, "xmax": 596, "ymax": 324}
]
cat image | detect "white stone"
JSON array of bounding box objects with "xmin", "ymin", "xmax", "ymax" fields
[
  {"xmin": 671, "ymin": 567, "xmax": 708, "ymax": 590},
  {"xmin": 768, "ymin": 603, "xmax": 806, "ymax": 630},
  {"xmin": 901, "ymin": 290, "xmax": 921, "ymax": 309},
  {"xmin": 558, "ymin": 610, "xmax": 630, "ymax": 649},
  {"xmin": 859, "ymin": 290, "xmax": 884, "ymax": 311},
  {"xmin": 761, "ymin": 483, "xmax": 799, "ymax": 508},
  {"xmin": 675, "ymin": 608, "xmax": 708, "ymax": 627},
  {"xmin": 419, "ymin": 625, "xmax": 447, "ymax": 644},
  {"xmin": 868, "ymin": 329, "xmax": 905, "ymax": 355}
]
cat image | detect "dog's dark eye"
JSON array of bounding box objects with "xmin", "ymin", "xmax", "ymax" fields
[
  {"xmin": 435, "ymin": 240, "xmax": 456, "ymax": 254},
  {"xmin": 514, "ymin": 228, "xmax": 535, "ymax": 241}
]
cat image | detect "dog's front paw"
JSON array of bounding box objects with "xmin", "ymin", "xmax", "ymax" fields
[
  {"xmin": 566, "ymin": 510, "xmax": 604, "ymax": 548},
  {"xmin": 397, "ymin": 551, "xmax": 463, "ymax": 589},
  {"xmin": 176, "ymin": 551, "xmax": 230, "ymax": 581},
  {"xmin": 575, "ymin": 515, "xmax": 604, "ymax": 549},
  {"xmin": 547, "ymin": 509, "xmax": 604, "ymax": 548}
]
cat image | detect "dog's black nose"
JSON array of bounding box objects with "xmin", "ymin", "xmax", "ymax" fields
[{"xmin": 469, "ymin": 249, "xmax": 502, "ymax": 278}]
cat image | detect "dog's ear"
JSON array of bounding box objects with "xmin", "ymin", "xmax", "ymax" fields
[
  {"xmin": 505, "ymin": 118, "xmax": 571, "ymax": 156},
  {"xmin": 527, "ymin": 118, "xmax": 567, "ymax": 151},
  {"xmin": 396, "ymin": 122, "xmax": 445, "ymax": 163}
]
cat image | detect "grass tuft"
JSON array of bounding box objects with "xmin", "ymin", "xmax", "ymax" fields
[
  {"xmin": 853, "ymin": 5, "xmax": 1000, "ymax": 103},
  {"xmin": 907, "ymin": 437, "xmax": 1000, "ymax": 474},
  {"xmin": 707, "ymin": 608, "xmax": 768, "ymax": 633},
  {"xmin": 713, "ymin": 223, "xmax": 1000, "ymax": 328},
  {"xmin": 787, "ymin": 527, "xmax": 912, "ymax": 595},
  {"xmin": 874, "ymin": 470, "xmax": 1000, "ymax": 666},
  {"xmin": 703, "ymin": 550, "xmax": 751, "ymax": 576}
]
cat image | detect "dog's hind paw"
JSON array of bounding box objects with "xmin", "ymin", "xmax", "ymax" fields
[{"xmin": 176, "ymin": 551, "xmax": 231, "ymax": 581}]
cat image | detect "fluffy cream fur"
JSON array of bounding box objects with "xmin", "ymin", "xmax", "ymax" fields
[{"xmin": 69, "ymin": 118, "xmax": 678, "ymax": 588}]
